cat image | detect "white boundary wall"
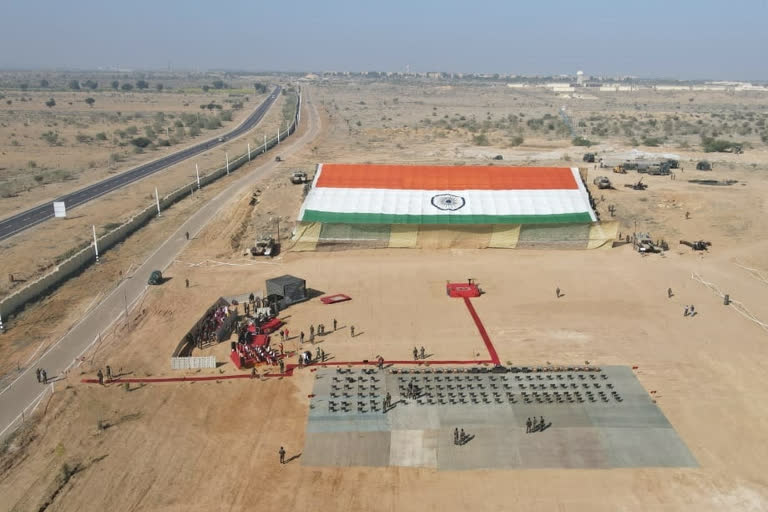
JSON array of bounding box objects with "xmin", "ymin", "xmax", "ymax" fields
[{"xmin": 171, "ymin": 356, "xmax": 217, "ymax": 370}]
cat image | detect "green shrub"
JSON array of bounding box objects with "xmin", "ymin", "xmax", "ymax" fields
[
  {"xmin": 130, "ymin": 137, "xmax": 152, "ymax": 148},
  {"xmin": 572, "ymin": 136, "xmax": 593, "ymax": 147}
]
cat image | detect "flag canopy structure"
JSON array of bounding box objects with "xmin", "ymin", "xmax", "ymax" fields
[{"xmin": 298, "ymin": 164, "xmax": 597, "ymax": 225}]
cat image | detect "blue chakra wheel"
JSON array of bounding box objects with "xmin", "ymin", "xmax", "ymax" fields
[{"xmin": 430, "ymin": 193, "xmax": 466, "ymax": 211}]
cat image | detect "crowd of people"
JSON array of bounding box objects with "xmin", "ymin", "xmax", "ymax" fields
[
  {"xmin": 234, "ymin": 340, "xmax": 281, "ymax": 367},
  {"xmin": 186, "ymin": 302, "xmax": 233, "ymax": 350}
]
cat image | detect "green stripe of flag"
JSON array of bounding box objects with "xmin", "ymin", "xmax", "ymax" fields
[{"xmin": 301, "ymin": 210, "xmax": 593, "ymax": 225}]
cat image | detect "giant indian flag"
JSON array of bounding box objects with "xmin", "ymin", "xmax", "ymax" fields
[{"xmin": 298, "ymin": 164, "xmax": 597, "ymax": 225}]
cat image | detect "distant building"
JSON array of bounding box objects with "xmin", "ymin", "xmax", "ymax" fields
[{"xmin": 576, "ymin": 70, "xmax": 585, "ymax": 86}]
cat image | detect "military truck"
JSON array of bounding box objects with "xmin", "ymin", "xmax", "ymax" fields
[
  {"xmin": 583, "ymin": 153, "xmax": 596, "ymax": 163},
  {"xmin": 290, "ymin": 171, "xmax": 309, "ymax": 184},
  {"xmin": 251, "ymin": 236, "xmax": 277, "ymax": 257},
  {"xmin": 633, "ymin": 233, "xmax": 663, "ymax": 253},
  {"xmin": 592, "ymin": 176, "xmax": 612, "ymax": 189},
  {"xmin": 696, "ymin": 160, "xmax": 712, "ymax": 171}
]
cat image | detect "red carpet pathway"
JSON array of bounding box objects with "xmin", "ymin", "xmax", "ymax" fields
[
  {"xmin": 83, "ymin": 296, "xmax": 502, "ymax": 385},
  {"xmin": 462, "ymin": 297, "xmax": 501, "ymax": 365}
]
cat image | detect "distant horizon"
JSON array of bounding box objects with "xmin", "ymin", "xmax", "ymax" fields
[{"xmin": 1, "ymin": 67, "xmax": 768, "ymax": 84}]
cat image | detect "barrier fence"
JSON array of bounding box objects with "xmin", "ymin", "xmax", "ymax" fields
[
  {"xmin": 171, "ymin": 356, "xmax": 217, "ymax": 370},
  {"xmin": 0, "ymin": 89, "xmax": 301, "ymax": 325}
]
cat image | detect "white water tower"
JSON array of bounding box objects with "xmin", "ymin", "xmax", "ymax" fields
[{"xmin": 576, "ymin": 70, "xmax": 585, "ymax": 86}]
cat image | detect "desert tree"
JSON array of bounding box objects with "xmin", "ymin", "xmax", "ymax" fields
[
  {"xmin": 85, "ymin": 97, "xmax": 95, "ymax": 107},
  {"xmin": 111, "ymin": 80, "xmax": 119, "ymax": 90},
  {"xmin": 45, "ymin": 98, "xmax": 56, "ymax": 108}
]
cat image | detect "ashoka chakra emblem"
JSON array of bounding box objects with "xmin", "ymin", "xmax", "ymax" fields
[{"xmin": 431, "ymin": 193, "xmax": 466, "ymax": 211}]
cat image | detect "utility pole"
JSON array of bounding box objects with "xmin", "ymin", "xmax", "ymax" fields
[
  {"xmin": 247, "ymin": 143, "xmax": 251, "ymax": 161},
  {"xmin": 92, "ymin": 225, "xmax": 99, "ymax": 262},
  {"xmin": 276, "ymin": 218, "xmax": 280, "ymax": 242},
  {"xmin": 226, "ymin": 152, "xmax": 229, "ymax": 175},
  {"xmin": 196, "ymin": 163, "xmax": 201, "ymax": 189},
  {"xmin": 155, "ymin": 187, "xmax": 161, "ymax": 216}
]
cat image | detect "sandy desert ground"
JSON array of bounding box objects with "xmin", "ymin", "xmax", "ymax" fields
[{"xmin": 2, "ymin": 78, "xmax": 768, "ymax": 511}]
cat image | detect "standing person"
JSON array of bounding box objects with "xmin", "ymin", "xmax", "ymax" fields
[
  {"xmin": 106, "ymin": 365, "xmax": 112, "ymax": 382},
  {"xmin": 249, "ymin": 292, "xmax": 255, "ymax": 303},
  {"xmin": 320, "ymin": 349, "xmax": 326, "ymax": 362},
  {"xmin": 310, "ymin": 325, "xmax": 315, "ymax": 338},
  {"xmin": 284, "ymin": 328, "xmax": 289, "ymax": 340},
  {"xmin": 279, "ymin": 342, "xmax": 284, "ymax": 356},
  {"xmin": 556, "ymin": 287, "xmax": 561, "ymax": 298},
  {"xmin": 420, "ymin": 346, "xmax": 426, "ymax": 360},
  {"xmin": 41, "ymin": 369, "xmax": 47, "ymax": 384},
  {"xmin": 280, "ymin": 330, "xmax": 285, "ymax": 342},
  {"xmin": 690, "ymin": 305, "xmax": 695, "ymax": 316},
  {"xmin": 684, "ymin": 306, "xmax": 689, "ymax": 317},
  {"xmin": 350, "ymin": 325, "xmax": 355, "ymax": 337},
  {"xmin": 413, "ymin": 347, "xmax": 418, "ymax": 360},
  {"xmin": 97, "ymin": 369, "xmax": 104, "ymax": 385},
  {"xmin": 333, "ymin": 318, "xmax": 337, "ymax": 331},
  {"xmin": 279, "ymin": 446, "xmax": 286, "ymax": 464},
  {"xmin": 386, "ymin": 392, "xmax": 391, "ymax": 409},
  {"xmin": 667, "ymin": 288, "xmax": 673, "ymax": 298},
  {"xmin": 279, "ymin": 359, "xmax": 285, "ymax": 374},
  {"xmin": 36, "ymin": 368, "xmax": 41, "ymax": 383},
  {"xmin": 526, "ymin": 417, "xmax": 532, "ymax": 433},
  {"xmin": 185, "ymin": 231, "xmax": 189, "ymax": 240},
  {"xmin": 185, "ymin": 278, "xmax": 190, "ymax": 289},
  {"xmin": 540, "ymin": 416, "xmax": 545, "ymax": 431},
  {"xmin": 460, "ymin": 429, "xmax": 466, "ymax": 444},
  {"xmin": 454, "ymin": 428, "xmax": 459, "ymax": 445},
  {"xmin": 300, "ymin": 331, "xmax": 305, "ymax": 344},
  {"xmin": 377, "ymin": 356, "xmax": 384, "ymax": 369},
  {"xmin": 251, "ymin": 367, "xmax": 257, "ymax": 379}
]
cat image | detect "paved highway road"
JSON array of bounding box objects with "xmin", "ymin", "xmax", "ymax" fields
[
  {"xmin": 0, "ymin": 91, "xmax": 319, "ymax": 440},
  {"xmin": 0, "ymin": 86, "xmax": 282, "ymax": 242}
]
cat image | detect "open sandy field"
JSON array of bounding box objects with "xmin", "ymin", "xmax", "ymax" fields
[{"xmin": 2, "ymin": 78, "xmax": 768, "ymax": 510}]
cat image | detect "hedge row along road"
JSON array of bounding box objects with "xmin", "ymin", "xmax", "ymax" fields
[{"xmin": 0, "ymin": 85, "xmax": 282, "ymax": 242}]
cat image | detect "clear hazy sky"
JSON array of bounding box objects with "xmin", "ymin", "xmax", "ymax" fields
[{"xmin": 2, "ymin": 0, "xmax": 767, "ymax": 80}]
